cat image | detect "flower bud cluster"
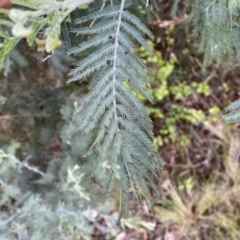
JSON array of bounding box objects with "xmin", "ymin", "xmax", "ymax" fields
[{"xmin": 9, "ymin": 9, "xmax": 34, "ymax": 37}]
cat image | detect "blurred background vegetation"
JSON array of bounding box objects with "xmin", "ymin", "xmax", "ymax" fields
[{"xmin": 1, "ymin": 1, "xmax": 240, "ymax": 239}]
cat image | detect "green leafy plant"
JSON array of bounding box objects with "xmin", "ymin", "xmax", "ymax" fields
[
  {"xmin": 0, "ymin": 96, "xmax": 124, "ymax": 239},
  {"xmin": 0, "ymin": 0, "xmax": 163, "ymax": 222},
  {"xmin": 170, "ymin": 0, "xmax": 240, "ymax": 126},
  {"xmin": 0, "ymin": 141, "xmax": 93, "ymax": 240},
  {"xmin": 171, "ymin": 0, "xmax": 240, "ymax": 68},
  {"xmin": 138, "ymin": 39, "xmax": 218, "ymax": 148},
  {"xmin": 67, "ymin": 2, "xmax": 163, "ymax": 222},
  {"xmin": 2, "ymin": 0, "xmax": 240, "ymax": 228}
]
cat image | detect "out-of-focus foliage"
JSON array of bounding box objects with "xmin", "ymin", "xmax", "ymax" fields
[
  {"xmin": 170, "ymin": 0, "xmax": 240, "ymax": 135},
  {"xmin": 0, "ymin": 141, "xmax": 94, "ymax": 240},
  {"xmin": 0, "ymin": 40, "xmax": 159, "ymax": 238},
  {"xmin": 145, "ymin": 3, "xmax": 240, "ymax": 238},
  {"xmin": 0, "ymin": 98, "xmax": 113, "ymax": 239},
  {"xmin": 171, "ymin": 0, "xmax": 240, "ymax": 69},
  {"xmin": 155, "ymin": 130, "xmax": 240, "ymax": 239},
  {"xmin": 138, "ymin": 37, "xmax": 220, "ymax": 148}
]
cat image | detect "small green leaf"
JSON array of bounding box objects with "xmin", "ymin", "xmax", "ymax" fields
[
  {"xmin": 27, "ymin": 20, "xmax": 41, "ymax": 46},
  {"xmin": 0, "ymin": 37, "xmax": 20, "ymax": 70}
]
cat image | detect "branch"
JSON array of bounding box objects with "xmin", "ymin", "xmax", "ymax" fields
[{"xmin": 17, "ymin": 156, "xmax": 45, "ymax": 176}]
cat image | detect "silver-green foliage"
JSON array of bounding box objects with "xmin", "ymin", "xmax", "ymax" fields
[
  {"xmin": 0, "ymin": 142, "xmax": 93, "ymax": 240},
  {"xmin": 68, "ymin": 1, "xmax": 162, "ymax": 222},
  {"xmin": 0, "ymin": 99, "xmax": 120, "ymax": 239},
  {"xmin": 171, "ymin": 0, "xmax": 240, "ymax": 125},
  {"xmin": 223, "ymin": 95, "xmax": 240, "ymax": 123},
  {"xmin": 172, "ymin": 0, "xmax": 240, "ymax": 68}
]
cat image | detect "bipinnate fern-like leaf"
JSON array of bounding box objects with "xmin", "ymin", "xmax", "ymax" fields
[
  {"xmin": 171, "ymin": 0, "xmax": 240, "ymax": 68},
  {"xmin": 170, "ymin": 0, "xmax": 240, "ymax": 126},
  {"xmin": 68, "ymin": 1, "xmax": 162, "ymax": 222},
  {"xmin": 223, "ymin": 95, "xmax": 240, "ymax": 123}
]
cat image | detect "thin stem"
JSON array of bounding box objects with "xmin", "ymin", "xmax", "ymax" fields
[
  {"xmin": 16, "ymin": 156, "xmax": 45, "ymax": 176},
  {"xmin": 30, "ymin": 0, "xmax": 93, "ymax": 18},
  {"xmin": 90, "ymin": 0, "xmax": 107, "ymax": 27},
  {"xmin": 20, "ymin": 160, "xmax": 45, "ymax": 176},
  {"xmin": 112, "ymin": 0, "xmax": 125, "ymax": 125}
]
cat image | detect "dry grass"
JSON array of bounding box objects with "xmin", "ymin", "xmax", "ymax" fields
[{"xmin": 154, "ymin": 120, "xmax": 240, "ymax": 240}]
